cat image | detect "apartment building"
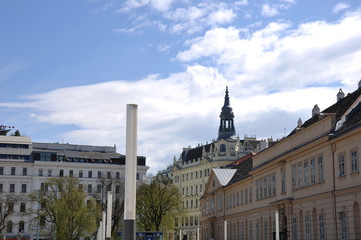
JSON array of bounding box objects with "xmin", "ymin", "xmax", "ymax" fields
[
  {"xmin": 201, "ymin": 82, "xmax": 361, "ymax": 240},
  {"xmin": 171, "ymin": 87, "xmax": 272, "ymax": 240},
  {"xmin": 0, "ymin": 133, "xmax": 148, "ymax": 239}
]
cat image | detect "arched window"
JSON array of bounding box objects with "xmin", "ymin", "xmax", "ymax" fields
[
  {"xmin": 220, "ymin": 144, "xmax": 226, "ymax": 152},
  {"xmin": 19, "ymin": 221, "xmax": 25, "ymax": 232},
  {"xmin": 6, "ymin": 221, "xmax": 13, "ymax": 233}
]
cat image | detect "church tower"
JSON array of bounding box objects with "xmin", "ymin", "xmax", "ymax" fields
[{"xmin": 218, "ymin": 87, "xmax": 236, "ymax": 139}]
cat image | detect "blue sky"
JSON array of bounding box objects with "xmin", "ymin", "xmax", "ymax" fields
[{"xmin": 1, "ymin": 0, "xmax": 361, "ymax": 174}]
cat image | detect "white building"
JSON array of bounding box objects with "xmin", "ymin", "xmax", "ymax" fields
[{"xmin": 0, "ymin": 133, "xmax": 148, "ymax": 239}]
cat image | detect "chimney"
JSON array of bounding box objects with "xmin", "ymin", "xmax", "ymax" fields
[{"xmin": 260, "ymin": 139, "xmax": 269, "ymax": 151}]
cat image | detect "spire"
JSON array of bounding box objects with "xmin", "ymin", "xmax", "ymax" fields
[{"xmin": 218, "ymin": 87, "xmax": 236, "ymax": 139}]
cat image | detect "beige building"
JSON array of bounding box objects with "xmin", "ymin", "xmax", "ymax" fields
[
  {"xmin": 201, "ymin": 83, "xmax": 361, "ymax": 240},
  {"xmin": 171, "ymin": 88, "xmax": 271, "ymax": 240}
]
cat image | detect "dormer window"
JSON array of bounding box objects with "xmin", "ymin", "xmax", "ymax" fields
[{"xmin": 220, "ymin": 144, "xmax": 226, "ymax": 152}]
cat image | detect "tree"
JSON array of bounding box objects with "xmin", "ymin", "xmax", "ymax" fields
[
  {"xmin": 0, "ymin": 194, "xmax": 17, "ymax": 233},
  {"xmin": 29, "ymin": 177, "xmax": 99, "ymax": 240},
  {"xmin": 91, "ymin": 176, "xmax": 125, "ymax": 238},
  {"xmin": 136, "ymin": 180, "xmax": 183, "ymax": 233}
]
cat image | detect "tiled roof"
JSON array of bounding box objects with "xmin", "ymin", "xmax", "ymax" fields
[
  {"xmin": 181, "ymin": 143, "xmax": 214, "ymax": 163},
  {"xmin": 227, "ymin": 156, "xmax": 253, "ymax": 186},
  {"xmin": 289, "ymin": 87, "xmax": 361, "ymax": 137}
]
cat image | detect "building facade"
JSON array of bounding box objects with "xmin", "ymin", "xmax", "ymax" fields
[
  {"xmin": 201, "ymin": 83, "xmax": 361, "ymax": 240},
  {"xmin": 0, "ymin": 134, "xmax": 148, "ymax": 239},
  {"xmin": 171, "ymin": 88, "xmax": 271, "ymax": 240}
]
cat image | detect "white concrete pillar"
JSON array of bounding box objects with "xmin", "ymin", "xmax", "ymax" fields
[
  {"xmin": 224, "ymin": 220, "xmax": 227, "ymax": 240},
  {"xmin": 275, "ymin": 209, "xmax": 280, "ymax": 240},
  {"xmin": 106, "ymin": 191, "xmax": 113, "ymax": 239},
  {"xmin": 124, "ymin": 104, "xmax": 138, "ymax": 240}
]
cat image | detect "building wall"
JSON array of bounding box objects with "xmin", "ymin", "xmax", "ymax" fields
[
  {"xmin": 201, "ymin": 114, "xmax": 361, "ymax": 240},
  {"xmin": 0, "ymin": 135, "xmax": 148, "ymax": 239}
]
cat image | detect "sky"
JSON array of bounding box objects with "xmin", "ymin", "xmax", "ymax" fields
[{"xmin": 1, "ymin": 0, "xmax": 361, "ymax": 174}]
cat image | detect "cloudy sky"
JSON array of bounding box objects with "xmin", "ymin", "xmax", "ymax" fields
[{"xmin": 1, "ymin": 0, "xmax": 361, "ymax": 174}]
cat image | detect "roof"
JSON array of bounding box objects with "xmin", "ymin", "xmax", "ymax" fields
[
  {"xmin": 227, "ymin": 156, "xmax": 253, "ymax": 186},
  {"xmin": 288, "ymin": 86, "xmax": 361, "ymax": 137},
  {"xmin": 213, "ymin": 168, "xmax": 237, "ymax": 186},
  {"xmin": 181, "ymin": 143, "xmax": 214, "ymax": 163}
]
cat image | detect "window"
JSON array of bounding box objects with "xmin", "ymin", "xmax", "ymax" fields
[
  {"xmin": 88, "ymin": 170, "xmax": 92, "ymax": 178},
  {"xmin": 351, "ymin": 150, "xmax": 358, "ymax": 173},
  {"xmin": 292, "ymin": 164, "xmax": 297, "ymax": 189},
  {"xmin": 11, "ymin": 167, "xmax": 15, "ymax": 175},
  {"xmin": 8, "ymin": 202, "xmax": 14, "ymax": 213},
  {"xmin": 97, "ymin": 185, "xmax": 102, "ymax": 193},
  {"xmin": 115, "ymin": 185, "xmax": 120, "ymax": 194},
  {"xmin": 22, "ymin": 168, "xmax": 27, "ymax": 176},
  {"xmin": 311, "ymin": 158, "xmax": 316, "ymax": 184},
  {"xmin": 39, "ymin": 169, "xmax": 43, "ymax": 176},
  {"xmin": 88, "ymin": 184, "xmax": 92, "ymax": 193},
  {"xmin": 340, "ymin": 211, "xmax": 348, "ymax": 240},
  {"xmin": 48, "ymin": 169, "xmax": 52, "ymax": 177},
  {"xmin": 220, "ymin": 144, "xmax": 226, "ymax": 152},
  {"xmin": 318, "ymin": 155, "xmax": 324, "ymax": 182},
  {"xmin": 297, "ymin": 162, "xmax": 303, "ymax": 187},
  {"xmin": 116, "ymin": 172, "xmax": 120, "ymax": 179},
  {"xmin": 304, "ymin": 161, "xmax": 309, "ymax": 186},
  {"xmin": 304, "ymin": 215, "xmax": 311, "ymax": 240},
  {"xmin": 21, "ymin": 184, "xmax": 26, "ymax": 193},
  {"xmin": 292, "ymin": 217, "xmax": 298, "ymax": 240},
  {"xmin": 264, "ymin": 219, "xmax": 269, "ymax": 240},
  {"xmin": 136, "ymin": 172, "xmax": 140, "ymax": 180},
  {"xmin": 97, "ymin": 171, "xmax": 102, "ymax": 178},
  {"xmin": 0, "ymin": 167, "xmax": 3, "ymax": 175},
  {"xmin": 339, "ymin": 153, "xmax": 346, "ymax": 177},
  {"xmin": 319, "ymin": 213, "xmax": 326, "ymax": 240},
  {"xmin": 9, "ymin": 184, "xmax": 15, "ymax": 193},
  {"xmin": 249, "ymin": 187, "xmax": 252, "ymax": 202},
  {"xmin": 107, "ymin": 171, "xmax": 111, "ymax": 179},
  {"xmin": 245, "ymin": 189, "xmax": 248, "ymax": 204},
  {"xmin": 79, "ymin": 170, "xmax": 83, "ymax": 178},
  {"xmin": 69, "ymin": 170, "xmax": 74, "ymax": 177},
  {"xmin": 6, "ymin": 221, "xmax": 12, "ymax": 233},
  {"xmin": 59, "ymin": 169, "xmax": 64, "ymax": 177},
  {"xmin": 19, "ymin": 221, "xmax": 25, "ymax": 232},
  {"xmin": 281, "ymin": 169, "xmax": 286, "ymax": 193},
  {"xmin": 20, "ymin": 202, "xmax": 26, "ymax": 212},
  {"xmin": 0, "ymin": 183, "xmax": 3, "ymax": 193},
  {"xmin": 256, "ymin": 173, "xmax": 276, "ymax": 200}
]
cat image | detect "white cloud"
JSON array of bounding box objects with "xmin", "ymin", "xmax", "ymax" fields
[
  {"xmin": 261, "ymin": 4, "xmax": 280, "ymax": 17},
  {"xmin": 2, "ymin": 8, "xmax": 361, "ymax": 174},
  {"xmin": 333, "ymin": 3, "xmax": 350, "ymax": 14},
  {"xmin": 177, "ymin": 8, "xmax": 361, "ymax": 93},
  {"xmin": 119, "ymin": 0, "xmax": 174, "ymax": 12},
  {"xmin": 157, "ymin": 43, "xmax": 171, "ymax": 53}
]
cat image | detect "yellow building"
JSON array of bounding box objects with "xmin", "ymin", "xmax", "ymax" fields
[
  {"xmin": 201, "ymin": 82, "xmax": 361, "ymax": 240},
  {"xmin": 171, "ymin": 88, "xmax": 270, "ymax": 240}
]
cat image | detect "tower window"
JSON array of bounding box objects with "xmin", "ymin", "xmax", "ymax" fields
[{"xmin": 220, "ymin": 144, "xmax": 226, "ymax": 152}]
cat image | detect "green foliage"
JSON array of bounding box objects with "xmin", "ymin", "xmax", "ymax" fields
[
  {"xmin": 29, "ymin": 177, "xmax": 100, "ymax": 240},
  {"xmin": 136, "ymin": 180, "xmax": 183, "ymax": 233}
]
